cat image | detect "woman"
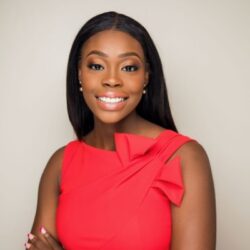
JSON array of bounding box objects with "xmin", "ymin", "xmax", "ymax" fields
[{"xmin": 26, "ymin": 11, "xmax": 216, "ymax": 249}]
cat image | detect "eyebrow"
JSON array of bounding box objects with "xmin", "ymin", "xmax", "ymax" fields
[
  {"xmin": 86, "ymin": 50, "xmax": 108, "ymax": 58},
  {"xmin": 86, "ymin": 50, "xmax": 143, "ymax": 61}
]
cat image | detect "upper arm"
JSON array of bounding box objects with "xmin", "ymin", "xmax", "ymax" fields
[
  {"xmin": 31, "ymin": 146, "xmax": 65, "ymax": 240},
  {"xmin": 171, "ymin": 141, "xmax": 216, "ymax": 250}
]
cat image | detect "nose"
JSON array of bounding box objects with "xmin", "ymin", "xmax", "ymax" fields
[{"xmin": 102, "ymin": 69, "xmax": 123, "ymax": 88}]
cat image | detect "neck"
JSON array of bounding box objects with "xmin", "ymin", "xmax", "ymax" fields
[{"xmin": 87, "ymin": 112, "xmax": 143, "ymax": 150}]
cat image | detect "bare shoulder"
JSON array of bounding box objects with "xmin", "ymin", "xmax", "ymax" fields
[
  {"xmin": 173, "ymin": 141, "xmax": 213, "ymax": 186},
  {"xmin": 45, "ymin": 146, "xmax": 65, "ymax": 170},
  {"xmin": 40, "ymin": 146, "xmax": 66, "ymax": 187},
  {"xmin": 177, "ymin": 140, "xmax": 209, "ymax": 163},
  {"xmin": 44, "ymin": 146, "xmax": 65, "ymax": 176}
]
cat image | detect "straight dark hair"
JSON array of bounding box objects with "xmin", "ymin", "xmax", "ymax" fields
[{"xmin": 67, "ymin": 11, "xmax": 178, "ymax": 139}]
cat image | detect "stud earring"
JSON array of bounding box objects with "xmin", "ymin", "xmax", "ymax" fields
[
  {"xmin": 79, "ymin": 80, "xmax": 83, "ymax": 92},
  {"xmin": 142, "ymin": 83, "xmax": 147, "ymax": 94}
]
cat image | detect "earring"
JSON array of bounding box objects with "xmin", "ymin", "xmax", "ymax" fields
[
  {"xmin": 79, "ymin": 80, "xmax": 83, "ymax": 92},
  {"xmin": 142, "ymin": 83, "xmax": 147, "ymax": 94}
]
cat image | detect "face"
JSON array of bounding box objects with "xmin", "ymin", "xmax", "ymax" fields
[{"xmin": 78, "ymin": 30, "xmax": 149, "ymax": 125}]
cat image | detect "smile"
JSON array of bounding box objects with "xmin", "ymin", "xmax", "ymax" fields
[{"xmin": 96, "ymin": 96, "xmax": 128, "ymax": 104}]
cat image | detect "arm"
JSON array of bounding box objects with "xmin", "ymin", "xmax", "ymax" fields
[
  {"xmin": 171, "ymin": 141, "xmax": 216, "ymax": 250},
  {"xmin": 30, "ymin": 147, "xmax": 65, "ymax": 243}
]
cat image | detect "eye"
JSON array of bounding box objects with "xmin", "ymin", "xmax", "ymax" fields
[
  {"xmin": 122, "ymin": 65, "xmax": 139, "ymax": 72},
  {"xmin": 88, "ymin": 63, "xmax": 104, "ymax": 71}
]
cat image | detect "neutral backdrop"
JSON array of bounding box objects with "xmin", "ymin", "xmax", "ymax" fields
[{"xmin": 1, "ymin": 0, "xmax": 249, "ymax": 249}]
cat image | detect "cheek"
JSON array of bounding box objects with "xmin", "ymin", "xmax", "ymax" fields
[
  {"xmin": 125, "ymin": 76, "xmax": 145, "ymax": 94},
  {"xmin": 81, "ymin": 73, "xmax": 99, "ymax": 92},
  {"xmin": 82, "ymin": 71, "xmax": 100, "ymax": 88}
]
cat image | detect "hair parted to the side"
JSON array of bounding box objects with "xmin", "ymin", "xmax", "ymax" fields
[{"xmin": 67, "ymin": 11, "xmax": 178, "ymax": 140}]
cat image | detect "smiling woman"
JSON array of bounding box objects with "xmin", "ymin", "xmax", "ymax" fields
[
  {"xmin": 78, "ymin": 30, "xmax": 148, "ymax": 125},
  {"xmin": 26, "ymin": 11, "xmax": 216, "ymax": 250}
]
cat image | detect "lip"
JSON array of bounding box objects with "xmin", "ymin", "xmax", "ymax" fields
[
  {"xmin": 95, "ymin": 92, "xmax": 128, "ymax": 111},
  {"xmin": 95, "ymin": 92, "xmax": 128, "ymax": 99}
]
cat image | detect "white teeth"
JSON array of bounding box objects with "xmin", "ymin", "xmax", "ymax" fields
[{"xmin": 97, "ymin": 96, "xmax": 126, "ymax": 103}]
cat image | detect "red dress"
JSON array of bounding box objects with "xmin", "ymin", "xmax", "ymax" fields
[{"xmin": 56, "ymin": 129, "xmax": 193, "ymax": 250}]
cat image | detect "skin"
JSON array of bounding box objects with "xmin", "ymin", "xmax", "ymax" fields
[
  {"xmin": 78, "ymin": 30, "xmax": 150, "ymax": 149},
  {"xmin": 27, "ymin": 30, "xmax": 216, "ymax": 249}
]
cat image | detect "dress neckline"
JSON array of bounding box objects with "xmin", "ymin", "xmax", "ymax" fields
[{"xmin": 80, "ymin": 129, "xmax": 170, "ymax": 154}]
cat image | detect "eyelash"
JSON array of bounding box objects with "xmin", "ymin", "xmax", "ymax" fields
[
  {"xmin": 88, "ymin": 64, "xmax": 104, "ymax": 71},
  {"xmin": 87, "ymin": 64, "xmax": 139, "ymax": 72},
  {"xmin": 122, "ymin": 65, "xmax": 139, "ymax": 72}
]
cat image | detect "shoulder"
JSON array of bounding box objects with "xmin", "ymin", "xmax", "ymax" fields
[
  {"xmin": 161, "ymin": 130, "xmax": 212, "ymax": 181},
  {"xmin": 38, "ymin": 146, "xmax": 65, "ymax": 190},
  {"xmin": 173, "ymin": 140, "xmax": 214, "ymax": 206},
  {"xmin": 41, "ymin": 140, "xmax": 82, "ymax": 186},
  {"xmin": 178, "ymin": 140, "xmax": 208, "ymax": 161},
  {"xmin": 43, "ymin": 140, "xmax": 79, "ymax": 174},
  {"xmin": 40, "ymin": 139, "xmax": 80, "ymax": 186},
  {"xmin": 47, "ymin": 146, "xmax": 65, "ymax": 165},
  {"xmin": 43, "ymin": 146, "xmax": 65, "ymax": 174},
  {"xmin": 176, "ymin": 140, "xmax": 210, "ymax": 172}
]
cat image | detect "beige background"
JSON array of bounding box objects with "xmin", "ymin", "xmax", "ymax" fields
[{"xmin": 1, "ymin": 0, "xmax": 249, "ymax": 249}]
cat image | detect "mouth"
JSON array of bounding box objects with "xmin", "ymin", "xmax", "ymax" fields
[{"xmin": 95, "ymin": 96, "xmax": 128, "ymax": 104}]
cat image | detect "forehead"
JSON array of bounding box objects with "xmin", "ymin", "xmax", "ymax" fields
[{"xmin": 81, "ymin": 30, "xmax": 145, "ymax": 59}]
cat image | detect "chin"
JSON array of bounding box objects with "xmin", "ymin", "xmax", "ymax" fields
[
  {"xmin": 94, "ymin": 111, "xmax": 133, "ymax": 125},
  {"xmin": 98, "ymin": 117, "xmax": 125, "ymax": 125}
]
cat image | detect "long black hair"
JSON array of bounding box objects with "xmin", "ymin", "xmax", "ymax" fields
[{"xmin": 67, "ymin": 11, "xmax": 178, "ymax": 139}]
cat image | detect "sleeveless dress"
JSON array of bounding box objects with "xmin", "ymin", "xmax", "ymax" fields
[{"xmin": 56, "ymin": 129, "xmax": 193, "ymax": 250}]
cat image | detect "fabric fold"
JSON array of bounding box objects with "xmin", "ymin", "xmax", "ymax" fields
[
  {"xmin": 152, "ymin": 156, "xmax": 184, "ymax": 206},
  {"xmin": 114, "ymin": 132, "xmax": 157, "ymax": 166}
]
